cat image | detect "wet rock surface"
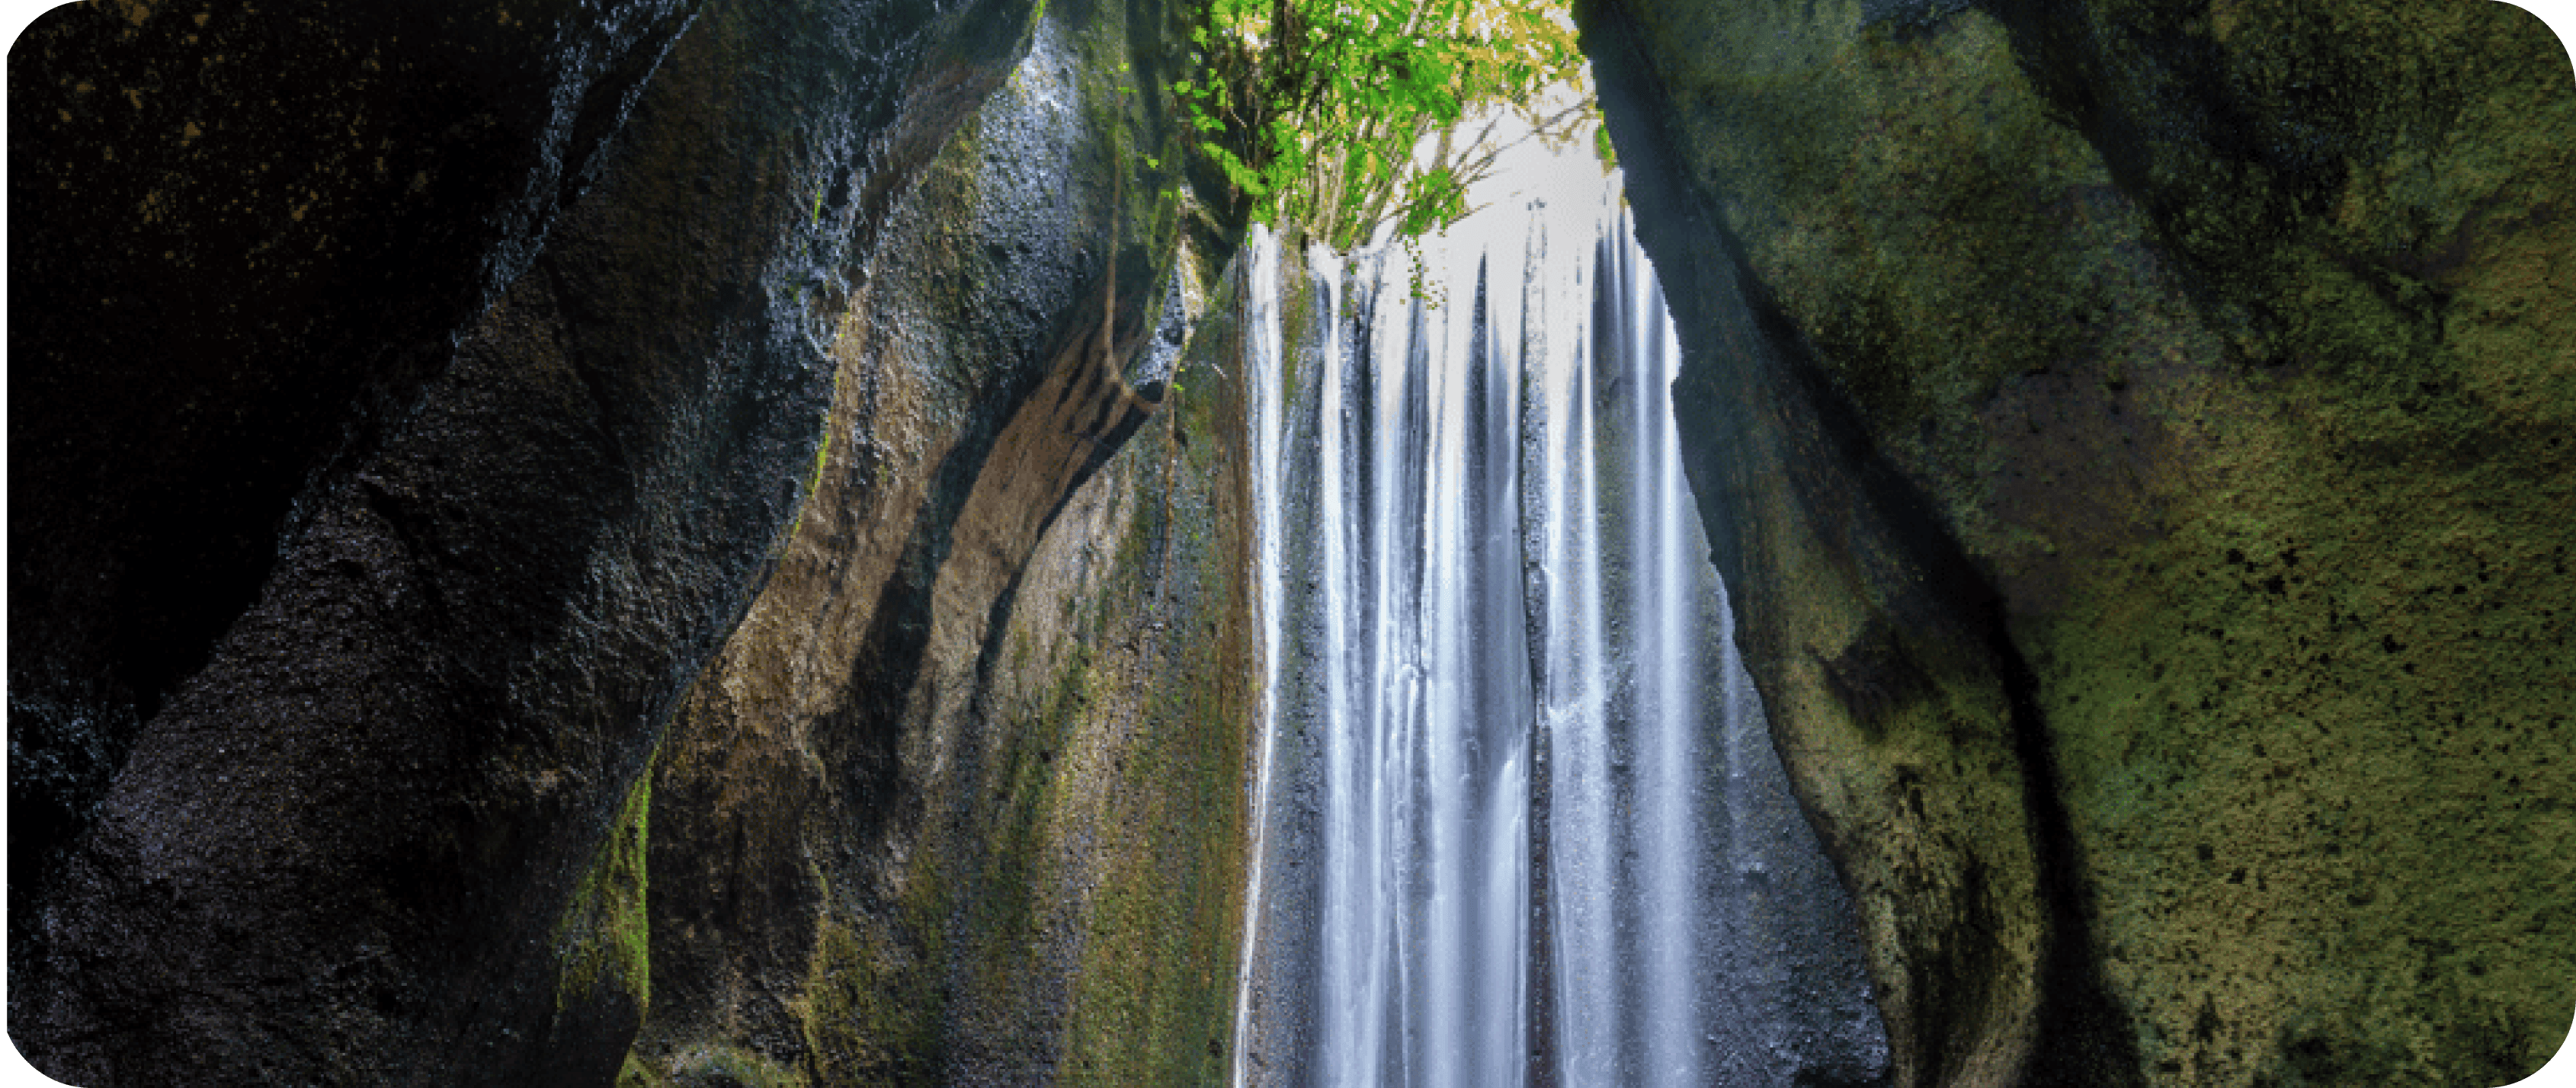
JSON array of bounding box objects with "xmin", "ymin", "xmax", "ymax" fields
[{"xmin": 1579, "ymin": 0, "xmax": 2574, "ymax": 1082}]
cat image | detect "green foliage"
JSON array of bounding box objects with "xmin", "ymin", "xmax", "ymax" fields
[{"xmin": 1174, "ymin": 0, "xmax": 1593, "ymax": 248}]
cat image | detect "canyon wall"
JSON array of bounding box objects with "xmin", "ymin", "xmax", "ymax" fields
[
  {"xmin": 1578, "ymin": 0, "xmax": 2575, "ymax": 1083},
  {"xmin": 19, "ymin": 0, "xmax": 2573, "ymax": 1083},
  {"xmin": 8, "ymin": 0, "xmax": 1252, "ymax": 1079},
  {"xmin": 613, "ymin": 0, "xmax": 1261, "ymax": 1077}
]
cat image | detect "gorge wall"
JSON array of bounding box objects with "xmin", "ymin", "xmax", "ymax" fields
[
  {"xmin": 617, "ymin": 0, "xmax": 1261, "ymax": 1078},
  {"xmin": 11, "ymin": 0, "xmax": 2574, "ymax": 1083},
  {"xmin": 1577, "ymin": 0, "xmax": 2575, "ymax": 1083},
  {"xmin": 13, "ymin": 0, "xmax": 1254, "ymax": 1080}
]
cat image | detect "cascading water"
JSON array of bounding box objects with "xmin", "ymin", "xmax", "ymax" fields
[{"xmin": 1232, "ymin": 126, "xmax": 1891, "ymax": 1088}]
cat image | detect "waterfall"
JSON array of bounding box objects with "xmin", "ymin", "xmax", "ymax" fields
[
  {"xmin": 1234, "ymin": 145, "xmax": 1890, "ymax": 1088},
  {"xmin": 1235, "ymin": 228, "xmax": 1289, "ymax": 1088}
]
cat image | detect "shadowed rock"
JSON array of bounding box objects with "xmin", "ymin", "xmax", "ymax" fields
[{"xmin": 9, "ymin": 0, "xmax": 1038, "ymax": 1080}]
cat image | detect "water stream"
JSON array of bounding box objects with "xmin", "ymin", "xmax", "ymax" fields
[{"xmin": 1233, "ymin": 146, "xmax": 1890, "ymax": 1086}]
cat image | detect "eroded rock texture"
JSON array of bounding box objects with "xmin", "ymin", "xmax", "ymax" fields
[
  {"xmin": 11, "ymin": 0, "xmax": 703, "ymax": 978},
  {"xmin": 599, "ymin": 0, "xmax": 1258, "ymax": 1080},
  {"xmin": 1578, "ymin": 0, "xmax": 2574, "ymax": 1083},
  {"xmin": 11, "ymin": 0, "xmax": 1047, "ymax": 1080}
]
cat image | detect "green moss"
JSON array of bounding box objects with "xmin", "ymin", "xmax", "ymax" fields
[
  {"xmin": 555, "ymin": 767, "xmax": 653, "ymax": 1019},
  {"xmin": 1618, "ymin": 0, "xmax": 2575, "ymax": 1079},
  {"xmin": 1050, "ymin": 297, "xmax": 1251, "ymax": 1085},
  {"xmin": 2028, "ymin": 406, "xmax": 2576, "ymax": 1080},
  {"xmin": 956, "ymin": 642, "xmax": 1086, "ymax": 1002},
  {"xmin": 1062, "ymin": 0, "xmax": 1190, "ymax": 325},
  {"xmin": 793, "ymin": 911, "xmax": 947, "ymax": 1086},
  {"xmin": 1063, "ymin": 869, "xmax": 1229, "ymax": 1083}
]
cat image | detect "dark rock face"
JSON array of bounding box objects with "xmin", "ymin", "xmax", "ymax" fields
[
  {"xmin": 9, "ymin": 0, "xmax": 1043, "ymax": 1081},
  {"xmin": 33, "ymin": 0, "xmax": 2564, "ymax": 1083},
  {"xmin": 9, "ymin": 0, "xmax": 700, "ymax": 978},
  {"xmin": 1579, "ymin": 0, "xmax": 2574, "ymax": 1083},
  {"xmin": 617, "ymin": 0, "xmax": 1259, "ymax": 1076}
]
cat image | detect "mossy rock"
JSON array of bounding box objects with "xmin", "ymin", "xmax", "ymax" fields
[{"xmin": 1582, "ymin": 0, "xmax": 2575, "ymax": 1081}]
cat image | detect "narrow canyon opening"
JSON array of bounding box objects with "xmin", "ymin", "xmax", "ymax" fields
[
  {"xmin": 12, "ymin": 0, "xmax": 2565, "ymax": 1082},
  {"xmin": 1226, "ymin": 107, "xmax": 1892, "ymax": 1086}
]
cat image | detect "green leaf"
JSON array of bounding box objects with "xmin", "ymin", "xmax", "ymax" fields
[{"xmin": 1177, "ymin": 0, "xmax": 1597, "ymax": 242}]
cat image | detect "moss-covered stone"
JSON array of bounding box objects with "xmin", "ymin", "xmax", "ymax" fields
[
  {"xmin": 1053, "ymin": 271, "xmax": 1257, "ymax": 1085},
  {"xmin": 616, "ymin": 0, "xmax": 1252, "ymax": 1079},
  {"xmin": 540, "ymin": 771, "xmax": 658, "ymax": 1082},
  {"xmin": 556, "ymin": 770, "xmax": 655, "ymax": 1019},
  {"xmin": 1581, "ymin": 0, "xmax": 2574, "ymax": 1081}
]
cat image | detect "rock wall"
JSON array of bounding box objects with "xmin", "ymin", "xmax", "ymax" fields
[
  {"xmin": 613, "ymin": 0, "xmax": 1262, "ymax": 1077},
  {"xmin": 7, "ymin": 0, "xmax": 1095, "ymax": 1080},
  {"xmin": 1578, "ymin": 0, "xmax": 2575, "ymax": 1083},
  {"xmin": 30, "ymin": 0, "xmax": 2567, "ymax": 1082},
  {"xmin": 10, "ymin": 0, "xmax": 702, "ymax": 987}
]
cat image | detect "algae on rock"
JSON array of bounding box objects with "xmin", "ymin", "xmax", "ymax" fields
[
  {"xmin": 1580, "ymin": 0, "xmax": 2575, "ymax": 1082},
  {"xmin": 614, "ymin": 0, "xmax": 1257, "ymax": 1079}
]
